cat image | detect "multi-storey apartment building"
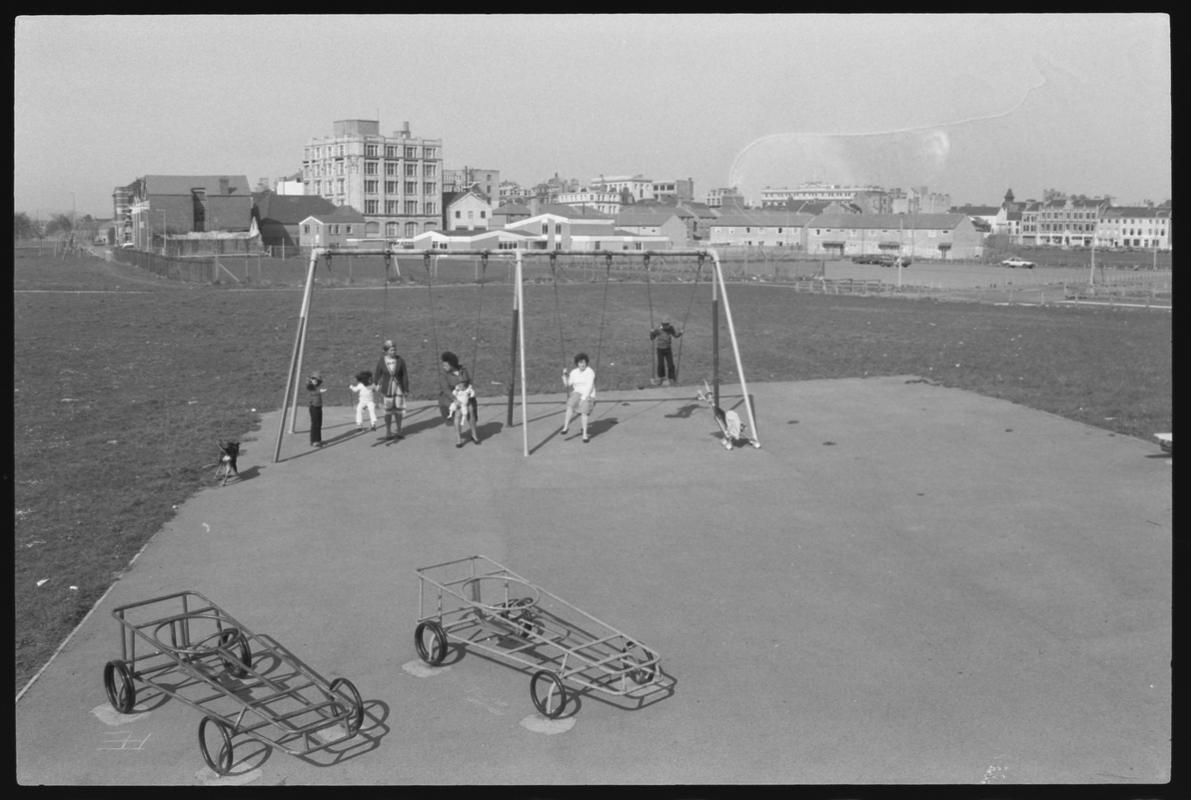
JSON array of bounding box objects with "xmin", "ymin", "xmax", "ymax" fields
[
  {"xmin": 760, "ymin": 182, "xmax": 885, "ymax": 207},
  {"xmin": 650, "ymin": 178, "xmax": 694, "ymax": 204},
  {"xmin": 555, "ymin": 189, "xmax": 621, "ymax": 216},
  {"xmin": 301, "ymin": 119, "xmax": 442, "ymax": 239},
  {"xmin": 706, "ymin": 187, "xmax": 746, "ymax": 208},
  {"xmin": 1096, "ymin": 206, "xmax": 1172, "ymax": 250},
  {"xmin": 590, "ymin": 174, "xmax": 654, "ymax": 203},
  {"xmin": 1019, "ymin": 197, "xmax": 1105, "ymax": 247}
]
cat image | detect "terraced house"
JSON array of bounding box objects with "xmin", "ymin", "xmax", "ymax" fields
[
  {"xmin": 1096, "ymin": 206, "xmax": 1172, "ymax": 250},
  {"xmin": 805, "ymin": 213, "xmax": 984, "ymax": 260},
  {"xmin": 1019, "ymin": 197, "xmax": 1105, "ymax": 247}
]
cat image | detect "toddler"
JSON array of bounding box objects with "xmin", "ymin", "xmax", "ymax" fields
[{"xmin": 350, "ymin": 370, "xmax": 377, "ymax": 431}]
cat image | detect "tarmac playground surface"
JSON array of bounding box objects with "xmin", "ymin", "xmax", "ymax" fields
[{"xmin": 14, "ymin": 377, "xmax": 1172, "ymax": 786}]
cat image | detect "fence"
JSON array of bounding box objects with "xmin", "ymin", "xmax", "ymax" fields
[{"xmin": 101, "ymin": 245, "xmax": 1172, "ymax": 309}]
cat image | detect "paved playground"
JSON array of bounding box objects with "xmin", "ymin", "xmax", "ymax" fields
[{"xmin": 14, "ymin": 377, "xmax": 1171, "ymax": 786}]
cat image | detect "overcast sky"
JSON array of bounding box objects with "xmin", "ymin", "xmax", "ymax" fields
[{"xmin": 15, "ymin": 14, "xmax": 1170, "ymax": 219}]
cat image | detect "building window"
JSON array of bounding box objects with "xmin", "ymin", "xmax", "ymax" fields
[
  {"xmin": 480, "ymin": 211, "xmax": 486, "ymax": 219},
  {"xmin": 405, "ymin": 200, "xmax": 418, "ymax": 215},
  {"xmin": 425, "ymin": 202, "xmax": 435, "ymax": 215},
  {"xmin": 366, "ymin": 144, "xmax": 378, "ymax": 157},
  {"xmin": 405, "ymin": 146, "xmax": 417, "ymax": 159},
  {"xmin": 365, "ymin": 200, "xmax": 378, "ymax": 214},
  {"xmin": 386, "ymin": 163, "xmax": 398, "ymax": 176},
  {"xmin": 406, "ymin": 164, "xmax": 417, "ymax": 177},
  {"xmin": 346, "ymin": 225, "xmax": 353, "ymax": 234},
  {"xmin": 424, "ymin": 146, "xmax": 437, "ymax": 159},
  {"xmin": 423, "ymin": 164, "xmax": 436, "ymax": 177},
  {"xmin": 386, "ymin": 181, "xmax": 398, "ymax": 194},
  {"xmin": 405, "ymin": 181, "xmax": 417, "ymax": 194},
  {"xmin": 386, "ymin": 200, "xmax": 399, "ymax": 214},
  {"xmin": 555, "ymin": 223, "xmax": 562, "ymax": 233},
  {"xmin": 303, "ymin": 224, "xmax": 310, "ymax": 234},
  {"xmin": 365, "ymin": 161, "xmax": 378, "ymax": 176},
  {"xmin": 424, "ymin": 182, "xmax": 435, "ymax": 196},
  {"xmin": 386, "ymin": 146, "xmax": 399, "ymax": 158},
  {"xmin": 455, "ymin": 210, "xmax": 461, "ymax": 219},
  {"xmin": 365, "ymin": 180, "xmax": 378, "ymax": 194}
]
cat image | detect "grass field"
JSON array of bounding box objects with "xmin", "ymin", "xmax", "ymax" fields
[{"xmin": 12, "ymin": 251, "xmax": 1172, "ymax": 693}]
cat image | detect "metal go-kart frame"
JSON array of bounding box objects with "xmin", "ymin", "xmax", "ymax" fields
[
  {"xmin": 103, "ymin": 590, "xmax": 364, "ymax": 776},
  {"xmin": 414, "ymin": 555, "xmax": 669, "ymax": 719}
]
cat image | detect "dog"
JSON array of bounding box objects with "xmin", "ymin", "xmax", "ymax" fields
[
  {"xmin": 215, "ymin": 440, "xmax": 241, "ymax": 485},
  {"xmin": 695, "ymin": 381, "xmax": 759, "ymax": 451}
]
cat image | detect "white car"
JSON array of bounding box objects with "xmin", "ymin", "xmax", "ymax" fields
[{"xmin": 1001, "ymin": 256, "xmax": 1035, "ymax": 269}]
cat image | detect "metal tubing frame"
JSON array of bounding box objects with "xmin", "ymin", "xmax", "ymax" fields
[
  {"xmin": 415, "ymin": 555, "xmax": 663, "ymax": 698},
  {"xmin": 108, "ymin": 590, "xmax": 359, "ymax": 757}
]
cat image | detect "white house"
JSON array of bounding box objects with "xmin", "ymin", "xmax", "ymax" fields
[{"xmin": 444, "ymin": 189, "xmax": 493, "ymax": 232}]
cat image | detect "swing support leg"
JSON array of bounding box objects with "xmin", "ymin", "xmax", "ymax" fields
[
  {"xmin": 709, "ymin": 249, "xmax": 761, "ymax": 448},
  {"xmin": 274, "ymin": 247, "xmax": 321, "ymax": 462}
]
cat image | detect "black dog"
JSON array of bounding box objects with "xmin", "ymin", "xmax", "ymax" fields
[{"xmin": 216, "ymin": 440, "xmax": 241, "ymax": 485}]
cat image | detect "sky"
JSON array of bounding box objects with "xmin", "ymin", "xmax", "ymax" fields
[{"xmin": 14, "ymin": 14, "xmax": 1171, "ymax": 220}]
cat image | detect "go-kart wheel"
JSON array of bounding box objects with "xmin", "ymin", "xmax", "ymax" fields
[
  {"xmin": 198, "ymin": 716, "xmax": 234, "ymax": 776},
  {"xmin": 621, "ymin": 644, "xmax": 657, "ymax": 684},
  {"xmin": 329, "ymin": 677, "xmax": 364, "ymax": 736},
  {"xmin": 103, "ymin": 659, "xmax": 136, "ymax": 713},
  {"xmin": 218, "ymin": 628, "xmax": 252, "ymax": 678},
  {"xmin": 414, "ymin": 620, "xmax": 447, "ymax": 666},
  {"xmin": 530, "ymin": 670, "xmax": 568, "ymax": 719}
]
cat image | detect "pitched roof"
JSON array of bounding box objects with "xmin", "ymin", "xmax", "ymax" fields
[
  {"xmin": 709, "ymin": 211, "xmax": 815, "ymax": 228},
  {"xmin": 615, "ymin": 209, "xmax": 682, "ymax": 225},
  {"xmin": 809, "ymin": 213, "xmax": 969, "ymax": 230},
  {"xmin": 1101, "ymin": 206, "xmax": 1169, "ymax": 218},
  {"xmin": 951, "ymin": 205, "xmax": 1000, "ymax": 215},
  {"xmin": 143, "ymin": 175, "xmax": 251, "ymax": 196},
  {"xmin": 253, "ymin": 191, "xmax": 338, "ymax": 224},
  {"xmin": 493, "ymin": 203, "xmax": 532, "ymax": 215},
  {"xmin": 538, "ymin": 203, "xmax": 615, "ymax": 219},
  {"xmin": 304, "ymin": 205, "xmax": 366, "ymax": 223}
]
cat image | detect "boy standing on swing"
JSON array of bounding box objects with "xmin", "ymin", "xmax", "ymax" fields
[
  {"xmin": 374, "ymin": 339, "xmax": 409, "ymax": 440},
  {"xmin": 649, "ymin": 318, "xmax": 683, "ymax": 386}
]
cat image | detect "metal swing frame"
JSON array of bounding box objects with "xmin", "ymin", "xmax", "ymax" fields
[{"xmin": 273, "ymin": 246, "xmax": 760, "ymax": 460}]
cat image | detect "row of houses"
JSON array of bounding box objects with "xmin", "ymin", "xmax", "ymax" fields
[{"xmin": 111, "ymin": 173, "xmax": 1170, "ymax": 261}]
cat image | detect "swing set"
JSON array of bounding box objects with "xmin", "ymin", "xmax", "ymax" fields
[{"xmin": 273, "ymin": 247, "xmax": 760, "ymax": 461}]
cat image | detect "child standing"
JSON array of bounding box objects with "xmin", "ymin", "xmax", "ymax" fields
[
  {"xmin": 649, "ymin": 319, "xmax": 683, "ymax": 386},
  {"xmin": 306, "ymin": 372, "xmax": 327, "ymax": 447},
  {"xmin": 349, "ymin": 370, "xmax": 377, "ymax": 431},
  {"xmin": 561, "ymin": 352, "xmax": 596, "ymax": 443}
]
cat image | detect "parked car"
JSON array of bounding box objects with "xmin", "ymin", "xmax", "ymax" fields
[
  {"xmin": 1001, "ymin": 256, "xmax": 1035, "ymax": 269},
  {"xmin": 851, "ymin": 254, "xmax": 880, "ymax": 264}
]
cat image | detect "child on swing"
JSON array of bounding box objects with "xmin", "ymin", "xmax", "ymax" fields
[
  {"xmin": 561, "ymin": 352, "xmax": 596, "ymax": 443},
  {"xmin": 697, "ymin": 380, "xmax": 759, "ymax": 451}
]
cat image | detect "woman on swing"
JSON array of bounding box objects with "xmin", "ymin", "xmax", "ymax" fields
[{"xmin": 438, "ymin": 351, "xmax": 480, "ymax": 448}]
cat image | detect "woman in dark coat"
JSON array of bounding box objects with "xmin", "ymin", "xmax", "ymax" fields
[{"xmin": 373, "ymin": 339, "xmax": 409, "ymax": 439}]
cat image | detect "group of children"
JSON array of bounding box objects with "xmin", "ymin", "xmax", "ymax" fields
[
  {"xmin": 303, "ymin": 340, "xmax": 479, "ymax": 449},
  {"xmin": 301, "ymin": 320, "xmax": 750, "ymax": 451}
]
